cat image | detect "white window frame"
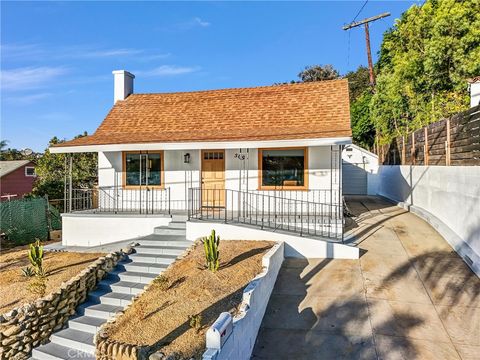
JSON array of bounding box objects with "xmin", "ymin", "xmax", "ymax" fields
[{"xmin": 25, "ymin": 166, "xmax": 36, "ymax": 177}]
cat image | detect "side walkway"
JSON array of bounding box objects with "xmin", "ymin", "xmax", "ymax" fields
[{"xmin": 252, "ymin": 196, "xmax": 479, "ymax": 360}]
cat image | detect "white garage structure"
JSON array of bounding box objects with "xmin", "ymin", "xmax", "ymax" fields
[{"xmin": 342, "ymin": 144, "xmax": 379, "ymax": 195}]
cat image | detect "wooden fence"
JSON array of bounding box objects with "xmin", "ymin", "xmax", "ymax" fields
[{"xmin": 379, "ymin": 104, "xmax": 480, "ymax": 166}]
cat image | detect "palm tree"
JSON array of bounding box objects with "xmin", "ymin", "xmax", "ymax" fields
[{"xmin": 0, "ymin": 140, "xmax": 8, "ymax": 151}]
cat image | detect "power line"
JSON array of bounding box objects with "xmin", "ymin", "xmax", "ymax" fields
[
  {"xmin": 343, "ymin": 12, "xmax": 391, "ymax": 85},
  {"xmin": 351, "ymin": 0, "xmax": 369, "ymax": 24},
  {"xmin": 346, "ymin": 0, "xmax": 368, "ymax": 68}
]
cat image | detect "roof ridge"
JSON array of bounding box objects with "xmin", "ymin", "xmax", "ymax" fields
[{"xmin": 129, "ymin": 78, "xmax": 347, "ymax": 97}]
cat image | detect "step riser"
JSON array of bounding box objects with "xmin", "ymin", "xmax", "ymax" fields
[
  {"xmin": 88, "ymin": 294, "xmax": 133, "ymax": 307},
  {"xmin": 137, "ymin": 240, "xmax": 191, "ymax": 247},
  {"xmin": 83, "ymin": 308, "xmax": 119, "ymax": 319},
  {"xmin": 117, "ymin": 273, "xmax": 155, "ymax": 284},
  {"xmin": 128, "ymin": 255, "xmax": 176, "ymax": 264},
  {"xmin": 33, "ymin": 347, "xmax": 95, "ymax": 360},
  {"xmin": 69, "ymin": 321, "xmax": 102, "ymax": 333},
  {"xmin": 31, "ymin": 349, "xmax": 61, "ymax": 360},
  {"xmin": 154, "ymin": 228, "xmax": 186, "ymax": 235},
  {"xmin": 168, "ymin": 222, "xmax": 186, "ymax": 229},
  {"xmin": 100, "ymin": 283, "xmax": 144, "ymax": 295},
  {"xmin": 50, "ymin": 335, "xmax": 95, "ymax": 353},
  {"xmin": 120, "ymin": 264, "xmax": 167, "ymax": 274},
  {"xmin": 134, "ymin": 247, "xmax": 185, "ymax": 255}
]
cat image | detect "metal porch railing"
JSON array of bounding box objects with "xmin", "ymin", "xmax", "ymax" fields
[
  {"xmin": 67, "ymin": 186, "xmax": 171, "ymax": 215},
  {"xmin": 187, "ymin": 188, "xmax": 343, "ymax": 242}
]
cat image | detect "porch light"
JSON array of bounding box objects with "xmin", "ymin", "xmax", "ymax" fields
[{"xmin": 184, "ymin": 153, "xmax": 191, "ymax": 164}]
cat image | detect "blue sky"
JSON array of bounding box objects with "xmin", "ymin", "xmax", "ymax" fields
[{"xmin": 1, "ymin": 1, "xmax": 418, "ymax": 152}]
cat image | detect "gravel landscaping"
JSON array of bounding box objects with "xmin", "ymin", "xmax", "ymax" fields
[
  {"xmin": 0, "ymin": 245, "xmax": 105, "ymax": 314},
  {"xmin": 102, "ymin": 240, "xmax": 274, "ymax": 359}
]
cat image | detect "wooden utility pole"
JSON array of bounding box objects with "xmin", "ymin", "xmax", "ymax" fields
[{"xmin": 343, "ymin": 12, "xmax": 390, "ymax": 86}]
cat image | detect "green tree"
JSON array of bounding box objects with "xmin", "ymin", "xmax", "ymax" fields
[
  {"xmin": 298, "ymin": 64, "xmax": 340, "ymax": 82},
  {"xmin": 0, "ymin": 140, "xmax": 39, "ymax": 161},
  {"xmin": 344, "ymin": 66, "xmax": 371, "ymax": 102},
  {"xmin": 372, "ymin": 0, "xmax": 480, "ymax": 142},
  {"xmin": 351, "ymin": 91, "xmax": 375, "ymax": 149},
  {"xmin": 32, "ymin": 133, "xmax": 97, "ymax": 200}
]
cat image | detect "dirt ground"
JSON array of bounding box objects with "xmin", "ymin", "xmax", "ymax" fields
[
  {"xmin": 107, "ymin": 240, "xmax": 274, "ymax": 359},
  {"xmin": 0, "ymin": 245, "xmax": 104, "ymax": 314}
]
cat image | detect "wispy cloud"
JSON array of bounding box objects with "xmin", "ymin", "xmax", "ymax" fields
[
  {"xmin": 1, "ymin": 43, "xmax": 170, "ymax": 62},
  {"xmin": 1, "ymin": 66, "xmax": 68, "ymax": 91},
  {"xmin": 135, "ymin": 65, "xmax": 200, "ymax": 77},
  {"xmin": 1, "ymin": 43, "xmax": 45, "ymax": 59},
  {"xmin": 157, "ymin": 17, "xmax": 212, "ymax": 32},
  {"xmin": 193, "ymin": 17, "xmax": 210, "ymax": 28},
  {"xmin": 3, "ymin": 92, "xmax": 52, "ymax": 105},
  {"xmin": 77, "ymin": 48, "xmax": 144, "ymax": 58}
]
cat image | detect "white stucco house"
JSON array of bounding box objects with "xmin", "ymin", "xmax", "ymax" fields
[{"xmin": 51, "ymin": 70, "xmax": 358, "ymax": 258}]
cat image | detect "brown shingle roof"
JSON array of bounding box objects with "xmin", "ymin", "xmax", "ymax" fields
[{"xmin": 54, "ymin": 79, "xmax": 351, "ymax": 147}]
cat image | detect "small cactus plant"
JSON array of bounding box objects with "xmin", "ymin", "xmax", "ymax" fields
[
  {"xmin": 203, "ymin": 230, "xmax": 220, "ymax": 272},
  {"xmin": 28, "ymin": 239, "xmax": 44, "ymax": 276}
]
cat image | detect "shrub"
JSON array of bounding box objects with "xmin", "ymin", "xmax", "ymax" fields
[
  {"xmin": 27, "ymin": 275, "xmax": 48, "ymax": 297},
  {"xmin": 153, "ymin": 274, "xmax": 169, "ymax": 291},
  {"xmin": 202, "ymin": 230, "xmax": 220, "ymax": 272},
  {"xmin": 188, "ymin": 314, "xmax": 202, "ymax": 333}
]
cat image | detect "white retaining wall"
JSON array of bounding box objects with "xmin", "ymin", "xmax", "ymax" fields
[
  {"xmin": 61, "ymin": 213, "xmax": 171, "ymax": 247},
  {"xmin": 186, "ymin": 222, "xmax": 359, "ymax": 259},
  {"xmin": 377, "ymin": 165, "xmax": 480, "ymax": 276},
  {"xmin": 203, "ymin": 242, "xmax": 284, "ymax": 360}
]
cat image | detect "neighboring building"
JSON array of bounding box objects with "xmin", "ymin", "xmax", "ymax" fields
[
  {"xmin": 468, "ymin": 76, "xmax": 480, "ymax": 107},
  {"xmin": 0, "ymin": 160, "xmax": 36, "ymax": 200},
  {"xmin": 342, "ymin": 144, "xmax": 379, "ymax": 195},
  {"xmin": 51, "ymin": 70, "xmax": 355, "ymax": 255}
]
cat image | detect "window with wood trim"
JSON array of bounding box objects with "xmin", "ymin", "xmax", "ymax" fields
[
  {"xmin": 258, "ymin": 148, "xmax": 308, "ymax": 190},
  {"xmin": 123, "ymin": 151, "xmax": 164, "ymax": 188}
]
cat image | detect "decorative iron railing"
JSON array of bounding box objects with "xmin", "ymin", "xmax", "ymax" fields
[
  {"xmin": 187, "ymin": 188, "xmax": 343, "ymax": 242},
  {"xmin": 67, "ymin": 186, "xmax": 171, "ymax": 215}
]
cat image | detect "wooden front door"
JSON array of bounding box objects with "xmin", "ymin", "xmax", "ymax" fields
[{"xmin": 201, "ymin": 150, "xmax": 225, "ymax": 207}]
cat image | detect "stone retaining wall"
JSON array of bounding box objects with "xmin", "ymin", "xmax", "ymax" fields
[{"xmin": 0, "ymin": 251, "xmax": 125, "ymax": 360}]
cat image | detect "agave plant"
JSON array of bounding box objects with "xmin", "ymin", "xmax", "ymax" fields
[
  {"xmin": 203, "ymin": 230, "xmax": 220, "ymax": 272},
  {"xmin": 21, "ymin": 266, "xmax": 35, "ymax": 278}
]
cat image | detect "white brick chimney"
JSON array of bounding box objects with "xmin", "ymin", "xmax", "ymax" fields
[{"xmin": 112, "ymin": 70, "xmax": 135, "ymax": 103}]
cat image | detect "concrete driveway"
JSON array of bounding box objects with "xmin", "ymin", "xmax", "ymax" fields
[{"xmin": 252, "ymin": 196, "xmax": 479, "ymax": 360}]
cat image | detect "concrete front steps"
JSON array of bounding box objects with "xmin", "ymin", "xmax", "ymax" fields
[{"xmin": 31, "ymin": 219, "xmax": 190, "ymax": 360}]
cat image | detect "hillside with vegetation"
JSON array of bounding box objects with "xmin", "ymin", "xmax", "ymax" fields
[
  {"xmin": 297, "ymin": 0, "xmax": 480, "ymax": 150},
  {"xmin": 371, "ymin": 0, "xmax": 480, "ymax": 145}
]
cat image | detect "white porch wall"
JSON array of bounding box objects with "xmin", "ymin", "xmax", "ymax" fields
[{"xmin": 97, "ymin": 145, "xmax": 340, "ymax": 211}]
